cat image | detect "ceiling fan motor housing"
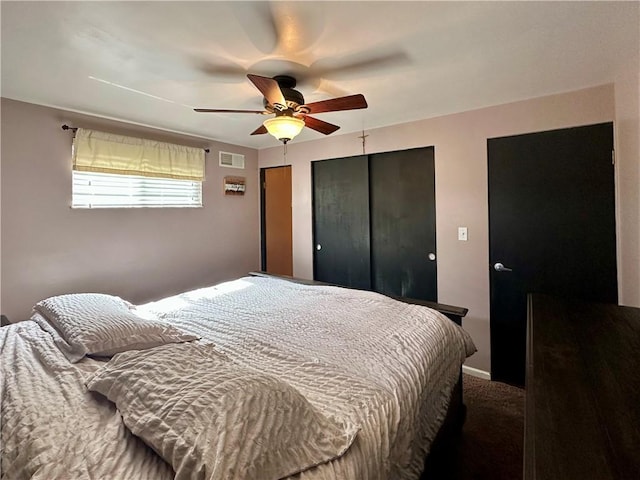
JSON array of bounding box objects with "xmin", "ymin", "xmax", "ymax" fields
[
  {"xmin": 281, "ymin": 87, "xmax": 305, "ymax": 108},
  {"xmin": 263, "ymin": 75, "xmax": 305, "ymax": 111}
]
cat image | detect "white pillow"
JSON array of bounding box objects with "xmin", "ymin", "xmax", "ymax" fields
[
  {"xmin": 33, "ymin": 293, "xmax": 198, "ymax": 362},
  {"xmin": 86, "ymin": 343, "xmax": 359, "ymax": 480}
]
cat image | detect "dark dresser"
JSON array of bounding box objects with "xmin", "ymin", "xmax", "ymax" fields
[{"xmin": 525, "ymin": 294, "xmax": 640, "ymax": 479}]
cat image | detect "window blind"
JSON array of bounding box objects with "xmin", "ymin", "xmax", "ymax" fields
[
  {"xmin": 72, "ymin": 171, "xmax": 202, "ymax": 209},
  {"xmin": 72, "ymin": 129, "xmax": 205, "ymax": 181}
]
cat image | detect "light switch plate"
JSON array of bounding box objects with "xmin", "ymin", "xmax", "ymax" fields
[{"xmin": 458, "ymin": 227, "xmax": 468, "ymax": 241}]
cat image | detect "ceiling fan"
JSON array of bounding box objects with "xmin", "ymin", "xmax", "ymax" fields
[{"xmin": 194, "ymin": 74, "xmax": 368, "ymax": 144}]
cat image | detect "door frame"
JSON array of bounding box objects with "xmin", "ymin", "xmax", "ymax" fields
[{"xmin": 260, "ymin": 167, "xmax": 267, "ymax": 271}]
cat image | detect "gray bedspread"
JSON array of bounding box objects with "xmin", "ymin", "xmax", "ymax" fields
[{"xmin": 1, "ymin": 276, "xmax": 475, "ymax": 479}]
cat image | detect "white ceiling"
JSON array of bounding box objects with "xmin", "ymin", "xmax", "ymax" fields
[{"xmin": 2, "ymin": 1, "xmax": 638, "ymax": 149}]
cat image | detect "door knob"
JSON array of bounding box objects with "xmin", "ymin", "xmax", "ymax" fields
[
  {"xmin": 428, "ymin": 253, "xmax": 436, "ymax": 261},
  {"xmin": 316, "ymin": 244, "xmax": 322, "ymax": 251},
  {"xmin": 493, "ymin": 262, "xmax": 513, "ymax": 272}
]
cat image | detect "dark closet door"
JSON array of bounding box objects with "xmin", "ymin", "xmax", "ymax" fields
[
  {"xmin": 312, "ymin": 155, "xmax": 371, "ymax": 289},
  {"xmin": 488, "ymin": 122, "xmax": 617, "ymax": 386},
  {"xmin": 369, "ymin": 147, "xmax": 437, "ymax": 300}
]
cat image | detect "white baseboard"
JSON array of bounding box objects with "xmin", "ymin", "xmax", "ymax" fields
[{"xmin": 462, "ymin": 365, "xmax": 491, "ymax": 380}]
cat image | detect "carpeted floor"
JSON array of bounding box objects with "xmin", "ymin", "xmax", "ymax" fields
[{"xmin": 447, "ymin": 374, "xmax": 525, "ymax": 480}]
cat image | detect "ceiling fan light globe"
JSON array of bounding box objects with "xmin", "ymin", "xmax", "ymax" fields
[{"xmin": 263, "ymin": 116, "xmax": 305, "ymax": 143}]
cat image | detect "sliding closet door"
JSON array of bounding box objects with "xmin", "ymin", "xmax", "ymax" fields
[
  {"xmin": 312, "ymin": 155, "xmax": 371, "ymax": 289},
  {"xmin": 369, "ymin": 147, "xmax": 437, "ymax": 301}
]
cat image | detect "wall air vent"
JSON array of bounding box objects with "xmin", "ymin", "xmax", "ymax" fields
[{"xmin": 219, "ymin": 151, "xmax": 245, "ymax": 169}]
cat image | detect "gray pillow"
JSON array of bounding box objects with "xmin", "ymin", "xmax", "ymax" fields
[
  {"xmin": 86, "ymin": 342, "xmax": 359, "ymax": 480},
  {"xmin": 33, "ymin": 293, "xmax": 198, "ymax": 362}
]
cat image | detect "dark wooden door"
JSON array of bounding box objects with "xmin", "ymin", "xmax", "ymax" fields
[
  {"xmin": 261, "ymin": 166, "xmax": 292, "ymax": 276},
  {"xmin": 488, "ymin": 122, "xmax": 617, "ymax": 386},
  {"xmin": 369, "ymin": 147, "xmax": 437, "ymax": 300},
  {"xmin": 312, "ymin": 155, "xmax": 371, "ymax": 289}
]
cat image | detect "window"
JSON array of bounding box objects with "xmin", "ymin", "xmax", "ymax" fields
[
  {"xmin": 71, "ymin": 128, "xmax": 205, "ymax": 209},
  {"xmin": 72, "ymin": 171, "xmax": 202, "ymax": 209}
]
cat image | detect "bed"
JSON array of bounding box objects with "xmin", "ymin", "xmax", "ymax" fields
[{"xmin": 0, "ymin": 273, "xmax": 476, "ymax": 480}]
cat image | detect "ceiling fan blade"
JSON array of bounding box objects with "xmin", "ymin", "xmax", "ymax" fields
[
  {"xmin": 247, "ymin": 74, "xmax": 287, "ymax": 109},
  {"xmin": 303, "ymin": 94, "xmax": 368, "ymax": 115},
  {"xmin": 270, "ymin": 2, "xmax": 324, "ymax": 56},
  {"xmin": 190, "ymin": 51, "xmax": 248, "ymax": 82},
  {"xmin": 194, "ymin": 108, "xmax": 266, "ymax": 114},
  {"xmin": 250, "ymin": 124, "xmax": 268, "ymax": 135},
  {"xmin": 310, "ymin": 48, "xmax": 411, "ymax": 80},
  {"xmin": 193, "ymin": 60, "xmax": 247, "ymax": 81},
  {"xmin": 229, "ymin": 2, "xmax": 279, "ymax": 55},
  {"xmin": 303, "ymin": 116, "xmax": 340, "ymax": 135}
]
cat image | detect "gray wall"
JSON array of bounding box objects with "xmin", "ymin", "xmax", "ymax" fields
[
  {"xmin": 3, "ymin": 76, "xmax": 638, "ymax": 377},
  {"xmin": 259, "ymin": 84, "xmax": 635, "ymax": 374},
  {"xmin": 1, "ymin": 98, "xmax": 260, "ymax": 320}
]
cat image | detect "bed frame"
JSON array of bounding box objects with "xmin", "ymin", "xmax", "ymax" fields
[{"xmin": 248, "ymin": 271, "xmax": 469, "ymax": 478}]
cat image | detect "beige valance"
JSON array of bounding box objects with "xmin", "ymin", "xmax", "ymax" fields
[{"xmin": 72, "ymin": 129, "xmax": 205, "ymax": 181}]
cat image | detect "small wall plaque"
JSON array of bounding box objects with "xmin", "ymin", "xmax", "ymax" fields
[{"xmin": 224, "ymin": 176, "xmax": 246, "ymax": 195}]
